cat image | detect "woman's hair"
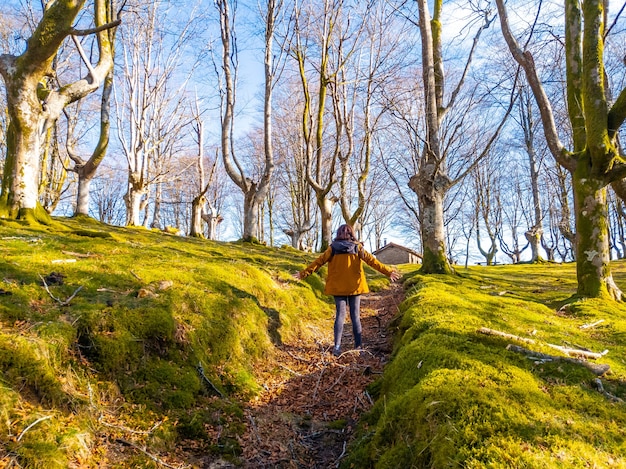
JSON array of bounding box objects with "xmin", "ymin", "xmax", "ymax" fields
[{"xmin": 335, "ymin": 224, "xmax": 357, "ymax": 241}]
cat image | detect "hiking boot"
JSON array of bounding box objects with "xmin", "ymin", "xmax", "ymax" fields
[{"xmin": 332, "ymin": 346, "xmax": 341, "ymax": 357}]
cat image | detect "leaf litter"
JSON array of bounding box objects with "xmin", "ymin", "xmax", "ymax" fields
[{"xmin": 238, "ymin": 284, "xmax": 404, "ymax": 468}]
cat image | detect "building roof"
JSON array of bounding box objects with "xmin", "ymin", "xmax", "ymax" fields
[{"xmin": 372, "ymin": 242, "xmax": 422, "ymax": 258}]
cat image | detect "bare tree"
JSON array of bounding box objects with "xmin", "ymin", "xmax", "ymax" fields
[
  {"xmin": 290, "ymin": 0, "xmax": 344, "ymax": 250},
  {"xmin": 496, "ymin": 0, "xmax": 626, "ymax": 299},
  {"xmin": 515, "ymin": 83, "xmax": 546, "ymax": 262},
  {"xmin": 406, "ymin": 0, "xmax": 514, "ymax": 273},
  {"xmin": 473, "ymin": 161, "xmax": 500, "ymax": 265},
  {"xmin": 67, "ymin": 63, "xmax": 115, "ymax": 216},
  {"xmin": 272, "ymin": 88, "xmax": 317, "ymax": 249},
  {"xmin": 0, "ymin": 0, "xmax": 119, "ymax": 222},
  {"xmin": 115, "ymin": 1, "xmax": 196, "ymax": 227},
  {"xmin": 189, "ymin": 106, "xmax": 223, "ymax": 238},
  {"xmin": 215, "ymin": 0, "xmax": 284, "ymax": 242}
]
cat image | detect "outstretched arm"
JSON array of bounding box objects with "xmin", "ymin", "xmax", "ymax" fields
[
  {"xmin": 293, "ymin": 248, "xmax": 332, "ymax": 280},
  {"xmin": 359, "ymin": 248, "xmax": 401, "ymax": 281}
]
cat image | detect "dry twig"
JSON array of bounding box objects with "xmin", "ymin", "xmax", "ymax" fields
[
  {"xmin": 39, "ymin": 275, "xmax": 83, "ymax": 306},
  {"xmin": 506, "ymin": 344, "xmax": 610, "ymax": 375}
]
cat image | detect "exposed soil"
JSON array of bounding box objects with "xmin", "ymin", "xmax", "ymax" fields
[{"xmin": 236, "ymin": 283, "xmax": 404, "ymax": 468}]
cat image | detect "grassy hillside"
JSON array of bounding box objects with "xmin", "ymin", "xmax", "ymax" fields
[
  {"xmin": 1, "ymin": 217, "xmax": 625, "ymax": 468},
  {"xmin": 345, "ymin": 264, "xmax": 626, "ymax": 468},
  {"xmin": 0, "ymin": 217, "xmax": 335, "ymax": 468}
]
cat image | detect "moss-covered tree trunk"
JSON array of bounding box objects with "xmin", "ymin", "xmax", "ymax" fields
[
  {"xmin": 572, "ymin": 167, "xmax": 619, "ymax": 298},
  {"xmin": 409, "ymin": 166, "xmax": 453, "ymax": 273},
  {"xmin": 190, "ymin": 194, "xmax": 206, "ymax": 238},
  {"xmin": 497, "ymin": 0, "xmax": 626, "ymax": 300},
  {"xmin": 1, "ymin": 77, "xmax": 49, "ymax": 222},
  {"xmin": 0, "ymin": 0, "xmax": 116, "ymax": 222},
  {"xmin": 411, "ymin": 0, "xmax": 452, "ymax": 274}
]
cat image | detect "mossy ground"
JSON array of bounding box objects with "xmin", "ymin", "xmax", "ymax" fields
[
  {"xmin": 0, "ymin": 217, "xmax": 335, "ymax": 467},
  {"xmin": 2, "ymin": 218, "xmax": 625, "ymax": 468},
  {"xmin": 344, "ymin": 263, "xmax": 626, "ymax": 468}
]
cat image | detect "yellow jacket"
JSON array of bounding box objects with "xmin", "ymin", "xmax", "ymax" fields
[{"xmin": 299, "ymin": 240, "xmax": 394, "ymax": 296}]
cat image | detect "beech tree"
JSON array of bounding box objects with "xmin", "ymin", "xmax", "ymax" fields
[
  {"xmin": 68, "ymin": 66, "xmax": 114, "ymax": 216},
  {"xmin": 216, "ymin": 0, "xmax": 284, "ymax": 242},
  {"xmin": 115, "ymin": 1, "xmax": 196, "ymax": 227},
  {"xmin": 189, "ymin": 110, "xmax": 223, "ymax": 239},
  {"xmin": 404, "ymin": 0, "xmax": 514, "ymax": 273},
  {"xmin": 496, "ymin": 0, "xmax": 626, "ymax": 299},
  {"xmin": 0, "ymin": 0, "xmax": 118, "ymax": 222},
  {"xmin": 516, "ymin": 83, "xmax": 546, "ymax": 262},
  {"xmin": 272, "ymin": 86, "xmax": 316, "ymax": 250},
  {"xmin": 291, "ymin": 0, "xmax": 343, "ymax": 250}
]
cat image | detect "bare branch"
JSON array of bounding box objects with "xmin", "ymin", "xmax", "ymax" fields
[
  {"xmin": 69, "ymin": 19, "xmax": 122, "ymax": 36},
  {"xmin": 494, "ymin": 0, "xmax": 573, "ymax": 170}
]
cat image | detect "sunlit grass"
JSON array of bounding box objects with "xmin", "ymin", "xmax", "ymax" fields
[
  {"xmin": 345, "ymin": 263, "xmax": 626, "ymax": 468},
  {"xmin": 0, "ymin": 217, "xmax": 334, "ymax": 467}
]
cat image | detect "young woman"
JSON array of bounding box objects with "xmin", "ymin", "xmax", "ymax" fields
[{"xmin": 294, "ymin": 224, "xmax": 401, "ymax": 356}]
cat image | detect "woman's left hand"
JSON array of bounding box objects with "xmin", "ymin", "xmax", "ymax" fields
[{"xmin": 390, "ymin": 271, "xmax": 401, "ymax": 282}]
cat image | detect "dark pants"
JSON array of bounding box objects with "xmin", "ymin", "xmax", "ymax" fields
[{"xmin": 333, "ymin": 295, "xmax": 362, "ymax": 349}]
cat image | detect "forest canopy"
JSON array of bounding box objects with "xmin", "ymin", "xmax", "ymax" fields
[{"xmin": 0, "ymin": 0, "xmax": 625, "ymax": 296}]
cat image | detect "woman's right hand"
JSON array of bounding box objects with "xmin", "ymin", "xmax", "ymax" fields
[{"xmin": 390, "ymin": 271, "xmax": 401, "ymax": 282}]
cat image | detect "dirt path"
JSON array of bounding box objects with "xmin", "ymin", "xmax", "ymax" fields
[{"xmin": 238, "ymin": 284, "xmax": 404, "ymax": 468}]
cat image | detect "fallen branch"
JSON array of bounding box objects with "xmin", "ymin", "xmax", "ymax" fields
[
  {"xmin": 277, "ymin": 363, "xmax": 301, "ymax": 376},
  {"xmin": 477, "ymin": 327, "xmax": 536, "ymax": 344},
  {"xmin": 98, "ymin": 416, "xmax": 163, "ymax": 435},
  {"xmin": 593, "ymin": 378, "xmax": 624, "ymax": 403},
  {"xmin": 478, "ymin": 327, "xmax": 608, "ymax": 359},
  {"xmin": 580, "ymin": 319, "xmax": 605, "ymax": 330},
  {"xmin": 334, "ymin": 441, "xmax": 347, "ymax": 468},
  {"xmin": 326, "ymin": 368, "xmax": 348, "ymax": 393},
  {"xmin": 196, "ymin": 362, "xmax": 224, "ymax": 398},
  {"xmin": 545, "ymin": 343, "xmax": 608, "ymax": 360},
  {"xmin": 61, "ymin": 250, "xmax": 99, "ymax": 258},
  {"xmin": 40, "ymin": 275, "xmax": 83, "ymax": 306},
  {"xmin": 506, "ymin": 344, "xmax": 610, "ymax": 376},
  {"xmin": 311, "ymin": 366, "xmax": 326, "ymax": 401},
  {"xmin": 247, "ymin": 414, "xmax": 262, "ymax": 444},
  {"xmin": 17, "ymin": 415, "xmax": 52, "ymax": 442},
  {"xmin": 96, "ymin": 288, "xmax": 132, "ymax": 295}
]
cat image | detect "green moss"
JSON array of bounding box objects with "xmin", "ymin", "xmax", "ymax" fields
[
  {"xmin": 72, "ymin": 228, "xmax": 113, "ymax": 238},
  {"xmin": 0, "ymin": 333, "xmax": 69, "ymax": 407},
  {"xmin": 345, "ymin": 266, "xmax": 626, "ymax": 468}
]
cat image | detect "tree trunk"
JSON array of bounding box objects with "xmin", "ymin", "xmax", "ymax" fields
[
  {"xmin": 242, "ymin": 188, "xmax": 262, "ymax": 242},
  {"xmin": 75, "ymin": 171, "xmax": 93, "ymax": 216},
  {"xmin": 72, "ymin": 67, "xmax": 114, "ymax": 217},
  {"xmin": 410, "ymin": 172, "xmax": 453, "ymax": 274},
  {"xmin": 573, "ymin": 168, "xmax": 622, "ymax": 299},
  {"xmin": 190, "ymin": 194, "xmax": 206, "ymax": 238},
  {"xmin": 1, "ymin": 84, "xmax": 51, "ymax": 222},
  {"xmin": 124, "ymin": 177, "xmax": 146, "ymax": 227},
  {"xmin": 525, "ymin": 227, "xmax": 543, "ymax": 263},
  {"xmin": 202, "ymin": 204, "xmax": 223, "ymax": 241},
  {"xmin": 318, "ymin": 195, "xmax": 335, "ymax": 251},
  {"xmin": 151, "ymin": 181, "xmax": 162, "ymax": 229}
]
